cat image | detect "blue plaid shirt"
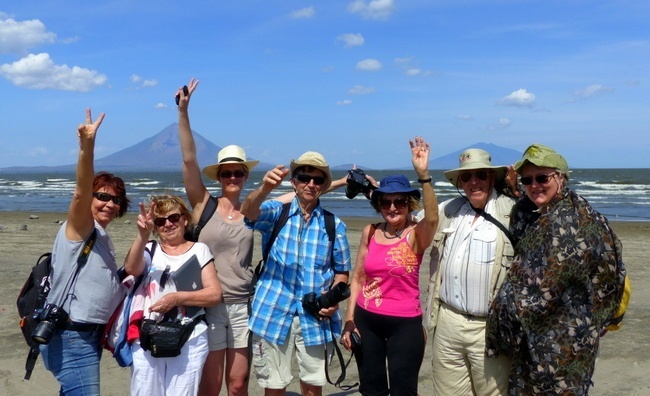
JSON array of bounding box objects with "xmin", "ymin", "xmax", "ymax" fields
[{"xmin": 245, "ymin": 199, "xmax": 351, "ymax": 346}]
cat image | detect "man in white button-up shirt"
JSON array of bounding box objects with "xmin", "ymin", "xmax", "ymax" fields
[{"xmin": 421, "ymin": 148, "xmax": 515, "ymax": 396}]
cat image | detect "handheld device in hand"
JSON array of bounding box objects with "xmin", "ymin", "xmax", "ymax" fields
[{"xmin": 175, "ymin": 85, "xmax": 189, "ymax": 105}]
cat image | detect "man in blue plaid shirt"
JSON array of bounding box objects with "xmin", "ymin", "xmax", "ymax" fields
[{"xmin": 242, "ymin": 151, "xmax": 351, "ymax": 396}]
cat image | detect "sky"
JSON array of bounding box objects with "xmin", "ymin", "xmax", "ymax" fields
[{"xmin": 1, "ymin": 0, "xmax": 649, "ymax": 170}]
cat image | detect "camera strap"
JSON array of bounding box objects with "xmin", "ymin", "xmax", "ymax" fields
[
  {"xmin": 23, "ymin": 228, "xmax": 97, "ymax": 380},
  {"xmin": 323, "ymin": 320, "xmax": 358, "ymax": 390},
  {"xmin": 60, "ymin": 228, "xmax": 98, "ymax": 309}
]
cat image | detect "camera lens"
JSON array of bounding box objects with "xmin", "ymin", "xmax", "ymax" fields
[
  {"xmin": 32, "ymin": 320, "xmax": 57, "ymax": 345},
  {"xmin": 317, "ymin": 282, "xmax": 351, "ymax": 309}
]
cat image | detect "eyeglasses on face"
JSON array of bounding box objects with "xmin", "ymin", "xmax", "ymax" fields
[
  {"xmin": 294, "ymin": 174, "xmax": 326, "ymax": 186},
  {"xmin": 520, "ymin": 172, "xmax": 556, "ymax": 186},
  {"xmin": 93, "ymin": 192, "xmax": 123, "ymax": 205},
  {"xmin": 153, "ymin": 213, "xmax": 183, "ymax": 227},
  {"xmin": 379, "ymin": 197, "xmax": 409, "ymax": 210},
  {"xmin": 219, "ymin": 170, "xmax": 247, "ymax": 179},
  {"xmin": 459, "ymin": 170, "xmax": 490, "ymax": 184}
]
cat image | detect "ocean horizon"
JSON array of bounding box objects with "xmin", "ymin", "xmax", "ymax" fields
[{"xmin": 1, "ymin": 168, "xmax": 649, "ymax": 222}]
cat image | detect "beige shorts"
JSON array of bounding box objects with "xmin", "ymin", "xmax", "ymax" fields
[
  {"xmin": 205, "ymin": 302, "xmax": 250, "ymax": 351},
  {"xmin": 251, "ymin": 316, "xmax": 332, "ymax": 389}
]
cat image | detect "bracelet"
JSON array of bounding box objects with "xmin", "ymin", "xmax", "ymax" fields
[{"xmin": 417, "ymin": 177, "xmax": 432, "ymax": 184}]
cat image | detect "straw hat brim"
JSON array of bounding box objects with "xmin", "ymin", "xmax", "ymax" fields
[{"xmin": 202, "ymin": 160, "xmax": 259, "ymax": 181}]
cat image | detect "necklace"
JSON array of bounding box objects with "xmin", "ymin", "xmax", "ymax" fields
[{"xmin": 382, "ymin": 223, "xmax": 405, "ymax": 239}]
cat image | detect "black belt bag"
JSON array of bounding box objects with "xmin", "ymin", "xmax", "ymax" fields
[{"xmin": 139, "ymin": 314, "xmax": 204, "ymax": 358}]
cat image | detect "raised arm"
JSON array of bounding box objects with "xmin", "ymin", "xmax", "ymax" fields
[
  {"xmin": 66, "ymin": 109, "xmax": 105, "ymax": 241},
  {"xmin": 124, "ymin": 202, "xmax": 155, "ymax": 277},
  {"xmin": 410, "ymin": 136, "xmax": 439, "ymax": 254},
  {"xmin": 177, "ymin": 78, "xmax": 210, "ymax": 222},
  {"xmin": 241, "ymin": 165, "xmax": 289, "ymax": 220}
]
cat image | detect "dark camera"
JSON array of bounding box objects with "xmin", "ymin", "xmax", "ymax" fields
[
  {"xmin": 302, "ymin": 282, "xmax": 351, "ymax": 318},
  {"xmin": 349, "ymin": 331, "xmax": 362, "ymax": 351},
  {"xmin": 345, "ymin": 168, "xmax": 373, "ymax": 199},
  {"xmin": 175, "ymin": 85, "xmax": 189, "ymax": 106},
  {"xmin": 32, "ymin": 304, "xmax": 68, "ymax": 345}
]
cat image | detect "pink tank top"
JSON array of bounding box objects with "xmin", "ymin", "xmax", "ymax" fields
[{"xmin": 356, "ymin": 232, "xmax": 423, "ymax": 317}]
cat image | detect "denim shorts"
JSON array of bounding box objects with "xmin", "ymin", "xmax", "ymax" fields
[{"xmin": 40, "ymin": 328, "xmax": 103, "ymax": 396}]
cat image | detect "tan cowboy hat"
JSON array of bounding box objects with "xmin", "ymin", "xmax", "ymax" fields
[
  {"xmin": 443, "ymin": 148, "xmax": 507, "ymax": 187},
  {"xmin": 289, "ymin": 151, "xmax": 332, "ymax": 191},
  {"xmin": 202, "ymin": 145, "xmax": 259, "ymax": 180}
]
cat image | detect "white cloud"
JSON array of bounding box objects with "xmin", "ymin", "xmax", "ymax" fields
[
  {"xmin": 0, "ymin": 17, "xmax": 56, "ymax": 54},
  {"xmin": 499, "ymin": 88, "xmax": 536, "ymax": 107},
  {"xmin": 405, "ymin": 68, "xmax": 421, "ymax": 76},
  {"xmin": 356, "ymin": 58, "xmax": 382, "ymax": 71},
  {"xmin": 349, "ymin": 85, "xmax": 375, "ymax": 94},
  {"xmin": 348, "ymin": 0, "xmax": 395, "ymax": 20},
  {"xmin": 337, "ymin": 99, "xmax": 352, "ymax": 105},
  {"xmin": 394, "ymin": 57, "xmax": 413, "ymax": 64},
  {"xmin": 572, "ymin": 84, "xmax": 613, "ymax": 99},
  {"xmin": 456, "ymin": 114, "xmax": 474, "ymax": 121},
  {"xmin": 291, "ymin": 7, "xmax": 315, "ymax": 19},
  {"xmin": 0, "ymin": 53, "xmax": 107, "ymax": 92},
  {"xmin": 130, "ymin": 74, "xmax": 157, "ymax": 88},
  {"xmin": 155, "ymin": 103, "xmax": 167, "ymax": 109},
  {"xmin": 28, "ymin": 147, "xmax": 48, "ymax": 156},
  {"xmin": 338, "ymin": 33, "xmax": 364, "ymax": 48},
  {"xmin": 488, "ymin": 117, "xmax": 512, "ymax": 131}
]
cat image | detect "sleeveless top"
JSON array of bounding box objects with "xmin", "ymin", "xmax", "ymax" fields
[
  {"xmin": 199, "ymin": 208, "xmax": 254, "ymax": 304},
  {"xmin": 356, "ymin": 232, "xmax": 423, "ymax": 318},
  {"xmin": 46, "ymin": 221, "xmax": 125, "ymax": 324}
]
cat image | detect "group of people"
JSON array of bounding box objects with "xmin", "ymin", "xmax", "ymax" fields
[{"xmin": 36, "ymin": 78, "xmax": 627, "ymax": 396}]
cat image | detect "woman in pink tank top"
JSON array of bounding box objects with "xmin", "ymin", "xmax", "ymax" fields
[{"xmin": 342, "ymin": 136, "xmax": 439, "ymax": 396}]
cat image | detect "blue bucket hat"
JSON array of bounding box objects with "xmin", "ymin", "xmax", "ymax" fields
[{"xmin": 371, "ymin": 174, "xmax": 421, "ymax": 207}]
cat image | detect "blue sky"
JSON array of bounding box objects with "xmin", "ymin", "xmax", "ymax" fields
[{"xmin": 1, "ymin": 1, "xmax": 649, "ymax": 169}]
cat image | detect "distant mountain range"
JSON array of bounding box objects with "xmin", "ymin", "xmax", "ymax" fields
[{"xmin": 0, "ymin": 123, "xmax": 521, "ymax": 172}]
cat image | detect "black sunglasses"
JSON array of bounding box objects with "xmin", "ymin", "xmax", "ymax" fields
[
  {"xmin": 153, "ymin": 213, "xmax": 183, "ymax": 227},
  {"xmin": 294, "ymin": 174, "xmax": 327, "ymax": 186},
  {"xmin": 459, "ymin": 170, "xmax": 490, "ymax": 183},
  {"xmin": 520, "ymin": 172, "xmax": 556, "ymax": 186},
  {"xmin": 379, "ymin": 197, "xmax": 409, "ymax": 210},
  {"xmin": 220, "ymin": 170, "xmax": 247, "ymax": 179},
  {"xmin": 93, "ymin": 192, "xmax": 123, "ymax": 205}
]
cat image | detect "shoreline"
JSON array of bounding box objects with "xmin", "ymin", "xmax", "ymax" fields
[{"xmin": 1, "ymin": 212, "xmax": 648, "ymax": 395}]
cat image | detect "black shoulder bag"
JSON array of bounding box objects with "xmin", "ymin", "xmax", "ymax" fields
[{"xmin": 184, "ymin": 195, "xmax": 218, "ymax": 242}]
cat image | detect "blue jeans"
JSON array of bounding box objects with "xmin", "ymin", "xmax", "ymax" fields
[{"xmin": 40, "ymin": 329, "xmax": 103, "ymax": 396}]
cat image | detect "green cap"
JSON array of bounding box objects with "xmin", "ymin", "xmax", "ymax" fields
[{"xmin": 514, "ymin": 143, "xmax": 569, "ymax": 177}]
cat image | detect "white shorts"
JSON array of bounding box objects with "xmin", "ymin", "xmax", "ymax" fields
[
  {"xmin": 251, "ymin": 316, "xmax": 332, "ymax": 389},
  {"xmin": 205, "ymin": 302, "xmax": 250, "ymax": 350}
]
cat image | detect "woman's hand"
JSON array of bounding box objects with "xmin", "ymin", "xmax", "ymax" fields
[
  {"xmin": 77, "ymin": 108, "xmax": 105, "ymax": 144},
  {"xmin": 340, "ymin": 320, "xmax": 360, "ymax": 351},
  {"xmin": 409, "ymin": 136, "xmax": 431, "ymax": 177},
  {"xmin": 137, "ymin": 202, "xmax": 155, "ymax": 237},
  {"xmin": 176, "ymin": 78, "xmax": 200, "ymax": 111},
  {"xmin": 149, "ymin": 293, "xmax": 179, "ymax": 314}
]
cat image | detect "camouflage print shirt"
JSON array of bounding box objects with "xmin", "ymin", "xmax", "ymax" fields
[{"xmin": 486, "ymin": 187, "xmax": 626, "ymax": 395}]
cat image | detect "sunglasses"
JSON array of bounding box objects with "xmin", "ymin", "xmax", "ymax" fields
[
  {"xmin": 219, "ymin": 170, "xmax": 247, "ymax": 179},
  {"xmin": 93, "ymin": 192, "xmax": 123, "ymax": 205},
  {"xmin": 520, "ymin": 172, "xmax": 556, "ymax": 186},
  {"xmin": 459, "ymin": 170, "xmax": 490, "ymax": 183},
  {"xmin": 379, "ymin": 197, "xmax": 409, "ymax": 210},
  {"xmin": 294, "ymin": 174, "xmax": 327, "ymax": 186},
  {"xmin": 153, "ymin": 213, "xmax": 183, "ymax": 227}
]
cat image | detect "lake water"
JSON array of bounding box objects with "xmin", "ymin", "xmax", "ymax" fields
[{"xmin": 1, "ymin": 169, "xmax": 649, "ymax": 222}]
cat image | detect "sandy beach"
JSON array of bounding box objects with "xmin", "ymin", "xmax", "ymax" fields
[{"xmin": 0, "ymin": 211, "xmax": 647, "ymax": 395}]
